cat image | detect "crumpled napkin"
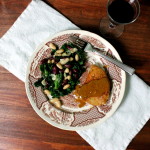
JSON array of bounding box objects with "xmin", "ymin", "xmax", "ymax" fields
[{"xmin": 0, "ymin": 0, "xmax": 149, "ymax": 150}]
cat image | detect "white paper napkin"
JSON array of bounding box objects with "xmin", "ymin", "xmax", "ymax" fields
[{"xmin": 0, "ymin": 0, "xmax": 150, "ymax": 150}]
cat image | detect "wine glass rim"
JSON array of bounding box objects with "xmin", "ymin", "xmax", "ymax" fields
[{"xmin": 107, "ymin": 0, "xmax": 140, "ymax": 25}]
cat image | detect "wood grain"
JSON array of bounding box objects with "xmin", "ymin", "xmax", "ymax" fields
[{"xmin": 0, "ymin": 0, "xmax": 150, "ymax": 150}]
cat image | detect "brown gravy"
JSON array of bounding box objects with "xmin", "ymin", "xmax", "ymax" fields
[{"xmin": 73, "ymin": 77, "xmax": 110, "ymax": 107}]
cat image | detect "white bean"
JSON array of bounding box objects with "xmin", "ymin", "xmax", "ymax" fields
[
  {"xmin": 41, "ymin": 79, "xmax": 46, "ymax": 86},
  {"xmin": 56, "ymin": 49, "xmax": 64, "ymax": 54},
  {"xmin": 59, "ymin": 58, "xmax": 69, "ymax": 65},
  {"xmin": 56, "ymin": 63, "xmax": 63, "ymax": 69},
  {"xmin": 70, "ymin": 48, "xmax": 78, "ymax": 53},
  {"xmin": 47, "ymin": 60, "xmax": 51, "ymax": 63},
  {"xmin": 66, "ymin": 75, "xmax": 71, "ymax": 80},
  {"xmin": 62, "ymin": 52, "xmax": 67, "ymax": 56},
  {"xmin": 69, "ymin": 57, "xmax": 74, "ymax": 61},
  {"xmin": 63, "ymin": 84, "xmax": 70, "ymax": 89},
  {"xmin": 64, "ymin": 68, "xmax": 69, "ymax": 73},
  {"xmin": 49, "ymin": 43, "xmax": 56, "ymax": 49},
  {"xmin": 75, "ymin": 54, "xmax": 79, "ymax": 61},
  {"xmin": 50, "ymin": 98, "xmax": 61, "ymax": 108}
]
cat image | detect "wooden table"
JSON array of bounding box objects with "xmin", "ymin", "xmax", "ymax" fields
[{"xmin": 0, "ymin": 0, "xmax": 150, "ymax": 149}]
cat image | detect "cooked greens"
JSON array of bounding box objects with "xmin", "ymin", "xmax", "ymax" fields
[{"xmin": 34, "ymin": 42, "xmax": 86, "ymax": 98}]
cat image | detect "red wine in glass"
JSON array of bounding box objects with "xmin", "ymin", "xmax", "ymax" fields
[
  {"xmin": 100, "ymin": 0, "xmax": 140, "ymax": 38},
  {"xmin": 108, "ymin": 0, "xmax": 135, "ymax": 23}
]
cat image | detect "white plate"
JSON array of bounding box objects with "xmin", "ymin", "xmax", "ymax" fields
[{"xmin": 25, "ymin": 30, "xmax": 126, "ymax": 131}]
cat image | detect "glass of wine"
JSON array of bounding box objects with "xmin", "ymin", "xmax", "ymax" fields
[{"xmin": 100, "ymin": 0, "xmax": 140, "ymax": 38}]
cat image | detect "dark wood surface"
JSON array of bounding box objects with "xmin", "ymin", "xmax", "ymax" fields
[{"xmin": 0, "ymin": 0, "xmax": 150, "ymax": 150}]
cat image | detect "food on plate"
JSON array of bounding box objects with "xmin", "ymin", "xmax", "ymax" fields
[
  {"xmin": 34, "ymin": 42, "xmax": 86, "ymax": 108},
  {"xmin": 73, "ymin": 65, "xmax": 110, "ymax": 107},
  {"xmin": 34, "ymin": 42, "xmax": 110, "ymax": 109},
  {"xmin": 84, "ymin": 64, "xmax": 107, "ymax": 83}
]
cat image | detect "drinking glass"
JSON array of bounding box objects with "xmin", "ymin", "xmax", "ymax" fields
[{"xmin": 100, "ymin": 0, "xmax": 140, "ymax": 38}]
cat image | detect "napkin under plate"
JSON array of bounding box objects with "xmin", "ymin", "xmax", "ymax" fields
[{"xmin": 0, "ymin": 0, "xmax": 150, "ymax": 150}]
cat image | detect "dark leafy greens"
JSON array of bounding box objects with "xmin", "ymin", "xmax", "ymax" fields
[{"xmin": 34, "ymin": 42, "xmax": 86, "ymax": 98}]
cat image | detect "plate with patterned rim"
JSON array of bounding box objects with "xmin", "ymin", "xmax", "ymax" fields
[{"xmin": 25, "ymin": 30, "xmax": 126, "ymax": 131}]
